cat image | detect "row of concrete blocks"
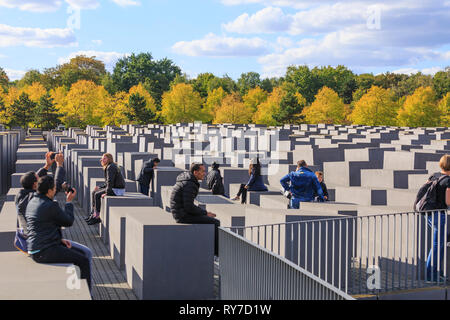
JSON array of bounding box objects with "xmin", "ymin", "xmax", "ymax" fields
[
  {"xmin": 0, "ymin": 129, "xmax": 23, "ymax": 195},
  {"xmin": 0, "ymin": 134, "xmax": 91, "ymax": 300}
]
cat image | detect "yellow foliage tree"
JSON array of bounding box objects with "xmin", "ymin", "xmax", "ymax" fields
[
  {"xmin": 22, "ymin": 82, "xmax": 47, "ymax": 103},
  {"xmin": 0, "ymin": 87, "xmax": 8, "ymax": 124},
  {"xmin": 129, "ymin": 83, "xmax": 157, "ymax": 112},
  {"xmin": 397, "ymin": 87, "xmax": 441, "ymax": 127},
  {"xmin": 5, "ymin": 87, "xmax": 20, "ymax": 106},
  {"xmin": 204, "ymin": 87, "xmax": 227, "ymax": 122},
  {"xmin": 349, "ymin": 86, "xmax": 399, "ymax": 126},
  {"xmin": 62, "ymin": 80, "xmax": 106, "ymax": 127},
  {"xmin": 253, "ymin": 87, "xmax": 284, "ymax": 126},
  {"xmin": 243, "ymin": 87, "xmax": 268, "ymax": 113},
  {"xmin": 161, "ymin": 83, "xmax": 204, "ymax": 124},
  {"xmin": 213, "ymin": 92, "xmax": 252, "ymax": 124},
  {"xmin": 438, "ymin": 92, "xmax": 450, "ymax": 126},
  {"xmin": 102, "ymin": 91, "xmax": 129, "ymax": 126},
  {"xmin": 302, "ymin": 87, "xmax": 349, "ymax": 124}
]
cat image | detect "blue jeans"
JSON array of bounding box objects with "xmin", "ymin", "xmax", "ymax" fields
[
  {"xmin": 289, "ymin": 198, "xmax": 302, "ymax": 209},
  {"xmin": 139, "ymin": 183, "xmax": 149, "ymax": 196},
  {"xmin": 71, "ymin": 241, "xmax": 93, "ymax": 279},
  {"xmin": 426, "ymin": 211, "xmax": 447, "ymax": 281}
]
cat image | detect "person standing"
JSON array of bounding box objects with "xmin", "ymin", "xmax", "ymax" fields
[
  {"xmin": 280, "ymin": 160, "xmax": 324, "ymax": 209},
  {"xmin": 137, "ymin": 157, "xmax": 160, "ymax": 196},
  {"xmin": 170, "ymin": 163, "xmax": 220, "ymax": 256}
]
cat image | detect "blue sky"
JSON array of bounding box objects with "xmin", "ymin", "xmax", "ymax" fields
[{"xmin": 0, "ymin": 0, "xmax": 449, "ymax": 81}]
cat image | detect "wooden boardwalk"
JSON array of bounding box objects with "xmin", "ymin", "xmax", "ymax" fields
[{"xmin": 59, "ymin": 194, "xmax": 137, "ymax": 300}]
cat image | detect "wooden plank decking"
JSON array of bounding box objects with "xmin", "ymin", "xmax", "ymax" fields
[{"xmin": 58, "ymin": 194, "xmax": 137, "ymax": 300}]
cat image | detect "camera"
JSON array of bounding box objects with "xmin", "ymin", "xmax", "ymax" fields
[
  {"xmin": 50, "ymin": 152, "xmax": 56, "ymax": 160},
  {"xmin": 62, "ymin": 182, "xmax": 75, "ymax": 194}
]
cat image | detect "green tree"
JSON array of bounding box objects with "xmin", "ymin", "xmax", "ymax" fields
[
  {"xmin": 17, "ymin": 70, "xmax": 44, "ymax": 88},
  {"xmin": 8, "ymin": 93, "xmax": 36, "ymax": 128},
  {"xmin": 125, "ymin": 93, "xmax": 156, "ymax": 125},
  {"xmin": 207, "ymin": 74, "xmax": 238, "ymax": 94},
  {"xmin": 237, "ymin": 72, "xmax": 261, "ymax": 96},
  {"xmin": 284, "ymin": 65, "xmax": 321, "ymax": 104},
  {"xmin": 192, "ymin": 73, "xmax": 217, "ymax": 98},
  {"xmin": 273, "ymin": 82, "xmax": 306, "ymax": 124},
  {"xmin": 111, "ymin": 53, "xmax": 181, "ymax": 105},
  {"xmin": 33, "ymin": 93, "xmax": 61, "ymax": 130},
  {"xmin": 394, "ymin": 72, "xmax": 433, "ymax": 99},
  {"xmin": 433, "ymin": 67, "xmax": 450, "ymax": 99},
  {"xmin": 312, "ymin": 65, "xmax": 357, "ymax": 104},
  {"xmin": 397, "ymin": 87, "xmax": 440, "ymax": 127}
]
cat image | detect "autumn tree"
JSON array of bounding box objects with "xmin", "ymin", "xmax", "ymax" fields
[
  {"xmin": 439, "ymin": 92, "xmax": 450, "ymax": 126},
  {"xmin": 302, "ymin": 87, "xmax": 349, "ymax": 124},
  {"xmin": 102, "ymin": 91, "xmax": 129, "ymax": 126},
  {"xmin": 205, "ymin": 87, "xmax": 227, "ymax": 123},
  {"xmin": 349, "ymin": 86, "xmax": 399, "ymax": 126},
  {"xmin": 213, "ymin": 92, "xmax": 252, "ymax": 124},
  {"xmin": 62, "ymin": 80, "xmax": 105, "ymax": 127},
  {"xmin": 312, "ymin": 65, "xmax": 357, "ymax": 104},
  {"xmin": 0, "ymin": 67, "xmax": 9, "ymax": 88},
  {"xmin": 243, "ymin": 87, "xmax": 268, "ymax": 113},
  {"xmin": 0, "ymin": 88, "xmax": 7, "ymax": 125},
  {"xmin": 23, "ymin": 82, "xmax": 47, "ymax": 103},
  {"xmin": 397, "ymin": 87, "xmax": 440, "ymax": 127},
  {"xmin": 33, "ymin": 93, "xmax": 61, "ymax": 130},
  {"xmin": 253, "ymin": 87, "xmax": 285, "ymax": 126},
  {"xmin": 161, "ymin": 83, "xmax": 204, "ymax": 124},
  {"xmin": 8, "ymin": 93, "xmax": 36, "ymax": 128}
]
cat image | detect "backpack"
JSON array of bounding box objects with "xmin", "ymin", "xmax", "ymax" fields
[{"xmin": 414, "ymin": 174, "xmax": 449, "ymax": 212}]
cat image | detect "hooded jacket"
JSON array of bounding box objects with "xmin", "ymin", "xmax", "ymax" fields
[
  {"xmin": 170, "ymin": 171, "xmax": 207, "ymax": 220},
  {"xmin": 25, "ymin": 193, "xmax": 74, "ymax": 252},
  {"xmin": 280, "ymin": 167, "xmax": 324, "ymax": 202}
]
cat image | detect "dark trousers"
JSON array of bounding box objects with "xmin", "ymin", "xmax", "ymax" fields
[
  {"xmin": 139, "ymin": 183, "xmax": 149, "ymax": 196},
  {"xmin": 236, "ymin": 184, "xmax": 247, "ymax": 204},
  {"xmin": 177, "ymin": 215, "xmax": 221, "ymax": 256},
  {"xmin": 32, "ymin": 244, "xmax": 92, "ymax": 290},
  {"xmin": 91, "ymin": 188, "xmax": 106, "ymax": 214}
]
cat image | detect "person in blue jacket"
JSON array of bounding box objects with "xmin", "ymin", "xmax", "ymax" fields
[
  {"xmin": 231, "ymin": 158, "xmax": 268, "ymax": 203},
  {"xmin": 280, "ymin": 160, "xmax": 324, "ymax": 209}
]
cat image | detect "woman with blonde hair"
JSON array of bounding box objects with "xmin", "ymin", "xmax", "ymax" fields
[{"xmin": 86, "ymin": 153, "xmax": 126, "ymax": 225}]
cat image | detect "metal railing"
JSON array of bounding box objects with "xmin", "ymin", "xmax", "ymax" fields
[
  {"xmin": 226, "ymin": 210, "xmax": 449, "ymax": 296},
  {"xmin": 219, "ymin": 227, "xmax": 355, "ymax": 300}
]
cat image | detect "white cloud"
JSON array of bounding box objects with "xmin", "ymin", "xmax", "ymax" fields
[
  {"xmin": 110, "ymin": 0, "xmax": 140, "ymax": 6},
  {"xmin": 172, "ymin": 33, "xmax": 270, "ymax": 57},
  {"xmin": 58, "ymin": 50, "xmax": 129, "ymax": 70},
  {"xmin": 392, "ymin": 67, "xmax": 444, "ymax": 76},
  {"xmin": 65, "ymin": 0, "xmax": 99, "ymax": 10},
  {"xmin": 0, "ymin": 24, "xmax": 77, "ymax": 48},
  {"xmin": 223, "ymin": 7, "xmax": 292, "ymax": 34},
  {"xmin": 0, "ymin": 0, "xmax": 62, "ymax": 12},
  {"xmin": 4, "ymin": 68, "xmax": 26, "ymax": 81}
]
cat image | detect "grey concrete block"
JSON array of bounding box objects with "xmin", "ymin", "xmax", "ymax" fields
[{"xmin": 125, "ymin": 207, "xmax": 215, "ymax": 300}]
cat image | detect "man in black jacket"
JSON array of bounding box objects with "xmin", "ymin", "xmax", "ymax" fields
[
  {"xmin": 26, "ymin": 175, "xmax": 92, "ymax": 290},
  {"xmin": 137, "ymin": 157, "xmax": 160, "ymax": 196},
  {"xmin": 170, "ymin": 163, "xmax": 220, "ymax": 256}
]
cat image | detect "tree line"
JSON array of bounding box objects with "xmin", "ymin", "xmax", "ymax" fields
[{"xmin": 0, "ymin": 53, "xmax": 449, "ymax": 130}]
